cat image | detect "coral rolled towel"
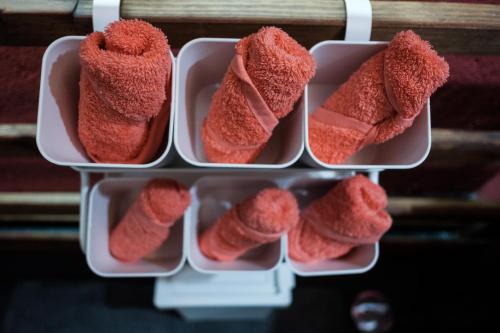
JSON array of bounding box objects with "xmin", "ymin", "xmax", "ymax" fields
[
  {"xmin": 199, "ymin": 188, "xmax": 299, "ymax": 261},
  {"xmin": 78, "ymin": 19, "xmax": 172, "ymax": 164},
  {"xmin": 109, "ymin": 179, "xmax": 191, "ymax": 262},
  {"xmin": 288, "ymin": 175, "xmax": 392, "ymax": 263},
  {"xmin": 201, "ymin": 26, "xmax": 316, "ymax": 164},
  {"xmin": 309, "ymin": 30, "xmax": 449, "ymax": 164}
]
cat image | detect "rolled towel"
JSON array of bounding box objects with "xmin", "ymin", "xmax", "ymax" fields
[
  {"xmin": 199, "ymin": 188, "xmax": 299, "ymax": 261},
  {"xmin": 309, "ymin": 30, "xmax": 449, "ymax": 164},
  {"xmin": 201, "ymin": 26, "xmax": 316, "ymax": 164},
  {"xmin": 78, "ymin": 19, "xmax": 171, "ymax": 164},
  {"xmin": 288, "ymin": 175, "xmax": 392, "ymax": 263},
  {"xmin": 109, "ymin": 178, "xmax": 191, "ymax": 262}
]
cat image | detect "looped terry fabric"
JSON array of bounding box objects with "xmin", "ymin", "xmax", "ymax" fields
[
  {"xmin": 78, "ymin": 19, "xmax": 172, "ymax": 164},
  {"xmin": 201, "ymin": 26, "xmax": 316, "ymax": 164},
  {"xmin": 109, "ymin": 178, "xmax": 191, "ymax": 262},
  {"xmin": 199, "ymin": 188, "xmax": 299, "ymax": 261},
  {"xmin": 288, "ymin": 175, "xmax": 392, "ymax": 263},
  {"xmin": 308, "ymin": 30, "xmax": 449, "ymax": 164},
  {"xmin": 201, "ymin": 55, "xmax": 279, "ymax": 152},
  {"xmin": 230, "ymin": 54, "xmax": 279, "ymax": 134}
]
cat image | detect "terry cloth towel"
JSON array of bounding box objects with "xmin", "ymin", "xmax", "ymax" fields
[
  {"xmin": 109, "ymin": 178, "xmax": 191, "ymax": 262},
  {"xmin": 309, "ymin": 30, "xmax": 449, "ymax": 164},
  {"xmin": 199, "ymin": 188, "xmax": 299, "ymax": 261},
  {"xmin": 288, "ymin": 175, "xmax": 392, "ymax": 263},
  {"xmin": 201, "ymin": 26, "xmax": 316, "ymax": 164},
  {"xmin": 78, "ymin": 19, "xmax": 171, "ymax": 164}
]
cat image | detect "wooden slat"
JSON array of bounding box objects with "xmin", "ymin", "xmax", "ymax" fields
[
  {"xmin": 74, "ymin": 0, "xmax": 500, "ymax": 55},
  {"xmin": 0, "ymin": 191, "xmax": 497, "ymax": 241},
  {"xmin": 0, "ymin": 0, "xmax": 78, "ymax": 14},
  {"xmin": 388, "ymin": 197, "xmax": 500, "ymax": 218},
  {"xmin": 432, "ymin": 129, "xmax": 500, "ymax": 151},
  {"xmin": 2, "ymin": 0, "xmax": 500, "ymax": 54},
  {"xmin": 0, "ymin": 192, "xmax": 80, "ymax": 206},
  {"xmin": 1, "ymin": 191, "xmax": 499, "ymax": 218},
  {"xmin": 74, "ymin": 0, "xmax": 500, "ymax": 28},
  {"xmin": 0, "ymin": 214, "xmax": 78, "ymax": 223},
  {"xmin": 0, "ymin": 0, "xmax": 89, "ymax": 46},
  {"xmin": 0, "ymin": 227, "xmax": 79, "ymax": 241},
  {"xmin": 427, "ymin": 129, "xmax": 500, "ymax": 168},
  {"xmin": 372, "ymin": 1, "xmax": 500, "ymax": 30},
  {"xmin": 75, "ymin": 0, "xmax": 346, "ymax": 24},
  {"xmin": 2, "ymin": 124, "xmax": 499, "ymax": 166},
  {"xmin": 0, "ymin": 124, "xmax": 36, "ymax": 140}
]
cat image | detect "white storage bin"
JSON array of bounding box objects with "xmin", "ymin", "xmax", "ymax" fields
[
  {"xmin": 187, "ymin": 176, "xmax": 284, "ymax": 273},
  {"xmin": 284, "ymin": 175, "xmax": 379, "ymax": 276},
  {"xmin": 36, "ymin": 36, "xmax": 176, "ymax": 169},
  {"xmin": 175, "ymin": 38, "xmax": 305, "ymax": 168},
  {"xmin": 81, "ymin": 169, "xmax": 379, "ymax": 277},
  {"xmin": 303, "ymin": 41, "xmax": 431, "ymax": 170},
  {"xmin": 87, "ymin": 178, "xmax": 185, "ymax": 277}
]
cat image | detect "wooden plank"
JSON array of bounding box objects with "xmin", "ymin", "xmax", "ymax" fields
[
  {"xmin": 372, "ymin": 1, "xmax": 500, "ymax": 30},
  {"xmin": 427, "ymin": 129, "xmax": 500, "ymax": 168},
  {"xmin": 73, "ymin": 0, "xmax": 500, "ymax": 54},
  {"xmin": 0, "ymin": 214, "xmax": 78, "ymax": 223},
  {"xmin": 432, "ymin": 129, "xmax": 500, "ymax": 151},
  {"xmin": 74, "ymin": 0, "xmax": 500, "ymax": 28},
  {"xmin": 0, "ymin": 0, "xmax": 89, "ymax": 45},
  {"xmin": 0, "ymin": 0, "xmax": 77, "ymax": 14},
  {"xmin": 2, "ymin": 123, "xmax": 499, "ymax": 166},
  {"xmin": 1, "ymin": 191, "xmax": 498, "ymax": 218},
  {"xmin": 388, "ymin": 197, "xmax": 500, "ymax": 218},
  {"xmin": 1, "ymin": 0, "xmax": 499, "ymax": 54},
  {"xmin": 0, "ymin": 124, "xmax": 36, "ymax": 140},
  {"xmin": 2, "ymin": 125, "xmax": 499, "ymax": 150},
  {"xmin": 74, "ymin": 0, "xmax": 346, "ymax": 24}
]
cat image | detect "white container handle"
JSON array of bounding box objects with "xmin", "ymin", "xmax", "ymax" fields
[
  {"xmin": 368, "ymin": 170, "xmax": 380, "ymax": 183},
  {"xmin": 344, "ymin": 0, "xmax": 372, "ymax": 42},
  {"xmin": 92, "ymin": 0, "xmax": 121, "ymax": 32},
  {"xmin": 79, "ymin": 170, "xmax": 90, "ymax": 253}
]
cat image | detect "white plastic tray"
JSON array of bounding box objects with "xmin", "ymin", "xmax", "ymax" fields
[
  {"xmin": 284, "ymin": 173, "xmax": 380, "ymax": 276},
  {"xmin": 187, "ymin": 176, "xmax": 284, "ymax": 273},
  {"xmin": 175, "ymin": 38, "xmax": 305, "ymax": 168},
  {"xmin": 36, "ymin": 36, "xmax": 176, "ymax": 169},
  {"xmin": 87, "ymin": 178, "xmax": 185, "ymax": 277},
  {"xmin": 302, "ymin": 40, "xmax": 431, "ymax": 170}
]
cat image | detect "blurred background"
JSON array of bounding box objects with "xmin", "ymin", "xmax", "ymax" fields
[{"xmin": 1, "ymin": 0, "xmax": 499, "ymax": 332}]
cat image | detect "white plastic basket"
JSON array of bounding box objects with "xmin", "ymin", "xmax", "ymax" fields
[
  {"xmin": 86, "ymin": 178, "xmax": 185, "ymax": 277},
  {"xmin": 187, "ymin": 176, "xmax": 284, "ymax": 273},
  {"xmin": 174, "ymin": 38, "xmax": 305, "ymax": 168},
  {"xmin": 36, "ymin": 36, "xmax": 176, "ymax": 169},
  {"xmin": 302, "ymin": 40, "xmax": 431, "ymax": 170},
  {"xmin": 80, "ymin": 169, "xmax": 380, "ymax": 277}
]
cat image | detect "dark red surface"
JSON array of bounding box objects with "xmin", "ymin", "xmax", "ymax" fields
[
  {"xmin": 432, "ymin": 55, "xmax": 500, "ymax": 130},
  {"xmin": 0, "ymin": 47, "xmax": 45, "ymax": 124},
  {"xmin": 0, "ymin": 140, "xmax": 79, "ymax": 192}
]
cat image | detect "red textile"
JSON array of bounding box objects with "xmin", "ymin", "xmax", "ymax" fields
[
  {"xmin": 288, "ymin": 175, "xmax": 392, "ymax": 263},
  {"xmin": 199, "ymin": 188, "xmax": 299, "ymax": 261},
  {"xmin": 109, "ymin": 179, "xmax": 191, "ymax": 262}
]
